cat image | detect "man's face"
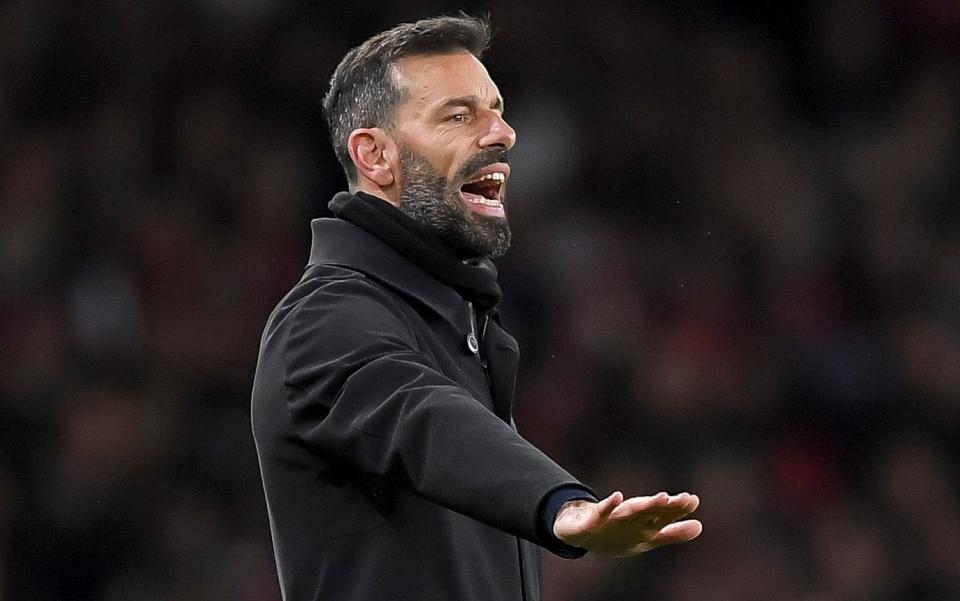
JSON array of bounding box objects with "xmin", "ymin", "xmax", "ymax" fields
[{"xmin": 389, "ymin": 52, "xmax": 516, "ymax": 259}]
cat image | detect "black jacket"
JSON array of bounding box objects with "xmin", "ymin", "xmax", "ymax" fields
[{"xmin": 251, "ymin": 210, "xmax": 586, "ymax": 601}]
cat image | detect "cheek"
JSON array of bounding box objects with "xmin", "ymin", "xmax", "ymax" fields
[
  {"xmin": 404, "ymin": 129, "xmax": 474, "ymax": 182},
  {"xmin": 428, "ymin": 131, "xmax": 473, "ymax": 169},
  {"xmin": 435, "ymin": 153, "xmax": 467, "ymax": 184}
]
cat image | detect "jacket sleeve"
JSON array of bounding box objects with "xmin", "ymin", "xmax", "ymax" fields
[{"xmin": 280, "ymin": 276, "xmax": 589, "ymax": 551}]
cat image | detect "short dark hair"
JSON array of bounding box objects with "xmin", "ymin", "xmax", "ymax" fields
[{"xmin": 322, "ymin": 15, "xmax": 492, "ymax": 187}]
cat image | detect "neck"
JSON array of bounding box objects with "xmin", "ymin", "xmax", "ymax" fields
[{"xmin": 354, "ymin": 182, "xmax": 400, "ymax": 206}]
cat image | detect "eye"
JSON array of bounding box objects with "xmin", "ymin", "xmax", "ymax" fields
[{"xmin": 446, "ymin": 113, "xmax": 468, "ymax": 123}]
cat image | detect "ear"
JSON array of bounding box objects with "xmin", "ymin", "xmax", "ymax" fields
[{"xmin": 347, "ymin": 128, "xmax": 396, "ymax": 188}]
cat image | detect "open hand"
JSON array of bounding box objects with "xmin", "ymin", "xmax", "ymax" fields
[{"xmin": 553, "ymin": 491, "xmax": 702, "ymax": 556}]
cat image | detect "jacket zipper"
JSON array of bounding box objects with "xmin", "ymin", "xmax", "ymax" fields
[
  {"xmin": 468, "ymin": 302, "xmax": 489, "ymax": 371},
  {"xmin": 472, "ymin": 303, "xmax": 524, "ymax": 600},
  {"xmin": 480, "ymin": 311, "xmax": 490, "ymax": 346}
]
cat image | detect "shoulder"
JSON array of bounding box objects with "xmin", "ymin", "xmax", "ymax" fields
[
  {"xmin": 273, "ymin": 268, "xmax": 427, "ymax": 400},
  {"xmin": 282, "ymin": 266, "xmax": 419, "ymax": 351}
]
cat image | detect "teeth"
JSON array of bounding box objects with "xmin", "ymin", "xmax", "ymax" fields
[
  {"xmin": 463, "ymin": 195, "xmax": 502, "ymax": 207},
  {"xmin": 471, "ymin": 172, "xmax": 506, "ymax": 183},
  {"xmin": 462, "ymin": 171, "xmax": 505, "ymax": 208}
]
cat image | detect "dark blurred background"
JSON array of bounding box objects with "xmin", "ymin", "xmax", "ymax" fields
[{"xmin": 2, "ymin": 0, "xmax": 959, "ymax": 599}]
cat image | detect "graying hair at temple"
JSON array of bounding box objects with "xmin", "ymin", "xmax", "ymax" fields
[{"xmin": 321, "ymin": 14, "xmax": 492, "ymax": 188}]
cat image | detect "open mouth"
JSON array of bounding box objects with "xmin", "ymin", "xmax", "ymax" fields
[{"xmin": 459, "ymin": 170, "xmax": 507, "ymax": 211}]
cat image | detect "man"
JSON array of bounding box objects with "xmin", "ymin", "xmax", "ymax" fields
[{"xmin": 251, "ymin": 15, "xmax": 701, "ymax": 601}]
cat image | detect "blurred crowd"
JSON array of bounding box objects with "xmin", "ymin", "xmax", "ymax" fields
[{"xmin": 1, "ymin": 1, "xmax": 959, "ymax": 600}]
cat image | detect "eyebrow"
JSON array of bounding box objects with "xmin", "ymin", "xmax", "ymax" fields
[{"xmin": 437, "ymin": 94, "xmax": 504, "ymax": 114}]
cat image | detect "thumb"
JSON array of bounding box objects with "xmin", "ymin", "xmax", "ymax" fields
[{"xmin": 597, "ymin": 491, "xmax": 624, "ymax": 518}]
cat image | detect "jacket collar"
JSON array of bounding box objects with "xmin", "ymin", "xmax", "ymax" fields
[
  {"xmin": 329, "ymin": 191, "xmax": 503, "ymax": 310},
  {"xmin": 307, "ymin": 217, "xmax": 466, "ymax": 326}
]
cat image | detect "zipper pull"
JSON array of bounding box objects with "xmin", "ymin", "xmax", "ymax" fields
[{"xmin": 466, "ymin": 302, "xmax": 480, "ymax": 354}]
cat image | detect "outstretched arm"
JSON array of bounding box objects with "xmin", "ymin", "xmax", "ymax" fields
[
  {"xmin": 278, "ymin": 277, "xmax": 587, "ymax": 549},
  {"xmin": 553, "ymin": 491, "xmax": 702, "ymax": 556}
]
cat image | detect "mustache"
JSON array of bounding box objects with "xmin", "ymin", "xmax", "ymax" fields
[{"xmin": 456, "ymin": 149, "xmax": 511, "ymax": 182}]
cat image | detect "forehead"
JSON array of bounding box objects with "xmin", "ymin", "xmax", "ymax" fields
[{"xmin": 392, "ymin": 52, "xmax": 501, "ymax": 113}]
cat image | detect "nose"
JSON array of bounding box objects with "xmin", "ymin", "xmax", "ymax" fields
[{"xmin": 478, "ymin": 111, "xmax": 516, "ymax": 150}]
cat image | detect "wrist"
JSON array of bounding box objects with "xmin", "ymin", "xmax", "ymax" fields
[
  {"xmin": 553, "ymin": 499, "xmax": 591, "ymax": 539},
  {"xmin": 538, "ymin": 485, "xmax": 597, "ymax": 558}
]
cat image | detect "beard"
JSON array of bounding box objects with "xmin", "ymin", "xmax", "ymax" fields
[{"xmin": 396, "ymin": 146, "xmax": 511, "ymax": 260}]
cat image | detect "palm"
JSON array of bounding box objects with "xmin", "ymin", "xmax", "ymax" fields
[{"xmin": 553, "ymin": 491, "xmax": 702, "ymax": 556}]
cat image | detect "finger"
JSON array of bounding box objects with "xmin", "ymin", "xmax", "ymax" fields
[
  {"xmin": 660, "ymin": 493, "xmax": 699, "ymax": 518},
  {"xmin": 665, "ymin": 492, "xmax": 698, "ymax": 513},
  {"xmin": 597, "ymin": 491, "xmax": 624, "ymax": 519},
  {"xmin": 652, "ymin": 492, "xmax": 698, "ymax": 515},
  {"xmin": 652, "ymin": 519, "xmax": 703, "ymax": 546},
  {"xmin": 610, "ymin": 491, "xmax": 669, "ymax": 514},
  {"xmin": 610, "ymin": 492, "xmax": 684, "ymax": 521},
  {"xmin": 651, "ymin": 495, "xmax": 702, "ymax": 526},
  {"xmin": 617, "ymin": 506, "xmax": 693, "ymax": 531},
  {"xmin": 649, "ymin": 507, "xmax": 697, "ymax": 531},
  {"xmin": 680, "ymin": 493, "xmax": 700, "ymax": 513}
]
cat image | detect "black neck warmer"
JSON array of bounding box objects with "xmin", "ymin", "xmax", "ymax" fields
[{"xmin": 328, "ymin": 191, "xmax": 503, "ymax": 311}]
